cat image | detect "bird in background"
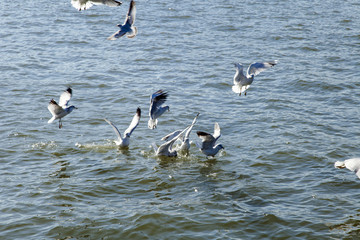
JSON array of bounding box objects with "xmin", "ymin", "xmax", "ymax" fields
[
  {"xmin": 148, "ymin": 90, "xmax": 169, "ymax": 129},
  {"xmin": 161, "ymin": 113, "xmax": 200, "ymax": 154},
  {"xmin": 153, "ymin": 125, "xmax": 190, "ymax": 157},
  {"xmin": 104, "ymin": 107, "xmax": 141, "ymax": 148},
  {"xmin": 47, "ymin": 87, "xmax": 77, "ymax": 129},
  {"xmin": 71, "ymin": 0, "xmax": 122, "ymax": 11},
  {"xmin": 232, "ymin": 60, "xmax": 278, "ymax": 96},
  {"xmin": 108, "ymin": 0, "xmax": 137, "ymax": 40},
  {"xmin": 197, "ymin": 122, "xmax": 224, "ymax": 157},
  {"xmin": 335, "ymin": 158, "xmax": 360, "ymax": 179}
]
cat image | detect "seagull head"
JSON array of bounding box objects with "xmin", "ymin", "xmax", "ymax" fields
[
  {"xmin": 67, "ymin": 105, "xmax": 78, "ymax": 113},
  {"xmin": 217, "ymin": 144, "xmax": 225, "ymax": 150}
]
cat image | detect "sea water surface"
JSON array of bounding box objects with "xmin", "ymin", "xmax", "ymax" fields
[{"xmin": 1, "ymin": 0, "xmax": 360, "ymax": 239}]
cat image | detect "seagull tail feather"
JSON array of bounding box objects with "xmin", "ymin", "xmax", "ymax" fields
[
  {"xmin": 232, "ymin": 85, "xmax": 241, "ymax": 94},
  {"xmin": 148, "ymin": 119, "xmax": 158, "ymax": 129}
]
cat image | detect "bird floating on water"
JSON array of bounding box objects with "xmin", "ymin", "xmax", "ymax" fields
[
  {"xmin": 108, "ymin": 0, "xmax": 137, "ymax": 40},
  {"xmin": 47, "ymin": 87, "xmax": 77, "ymax": 129},
  {"xmin": 71, "ymin": 0, "xmax": 122, "ymax": 11},
  {"xmin": 148, "ymin": 90, "xmax": 169, "ymax": 129},
  {"xmin": 161, "ymin": 113, "xmax": 200, "ymax": 154},
  {"xmin": 104, "ymin": 107, "xmax": 141, "ymax": 148},
  {"xmin": 335, "ymin": 158, "xmax": 360, "ymax": 179},
  {"xmin": 232, "ymin": 60, "xmax": 278, "ymax": 96},
  {"xmin": 197, "ymin": 122, "xmax": 224, "ymax": 157}
]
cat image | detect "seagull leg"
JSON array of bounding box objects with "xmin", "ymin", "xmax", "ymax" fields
[
  {"xmin": 244, "ymin": 91, "xmax": 247, "ymax": 96},
  {"xmin": 59, "ymin": 119, "xmax": 62, "ymax": 129}
]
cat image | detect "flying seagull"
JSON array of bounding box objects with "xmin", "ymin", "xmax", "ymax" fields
[
  {"xmin": 148, "ymin": 90, "xmax": 169, "ymax": 129},
  {"xmin": 197, "ymin": 122, "xmax": 224, "ymax": 157},
  {"xmin": 47, "ymin": 87, "xmax": 77, "ymax": 129},
  {"xmin": 335, "ymin": 158, "xmax": 360, "ymax": 179},
  {"xmin": 161, "ymin": 113, "xmax": 200, "ymax": 154},
  {"xmin": 71, "ymin": 0, "xmax": 122, "ymax": 11},
  {"xmin": 104, "ymin": 107, "xmax": 141, "ymax": 148},
  {"xmin": 232, "ymin": 60, "xmax": 278, "ymax": 96},
  {"xmin": 153, "ymin": 126, "xmax": 189, "ymax": 157},
  {"xmin": 108, "ymin": 0, "xmax": 137, "ymax": 40}
]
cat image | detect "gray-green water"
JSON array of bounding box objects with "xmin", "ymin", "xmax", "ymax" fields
[{"xmin": 1, "ymin": 0, "xmax": 360, "ymax": 239}]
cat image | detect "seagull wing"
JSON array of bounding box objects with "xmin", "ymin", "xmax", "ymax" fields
[
  {"xmin": 213, "ymin": 122, "xmax": 221, "ymax": 142},
  {"xmin": 247, "ymin": 60, "xmax": 278, "ymax": 78},
  {"xmin": 48, "ymin": 99, "xmax": 65, "ymax": 116},
  {"xmin": 161, "ymin": 130, "xmax": 182, "ymax": 141},
  {"xmin": 149, "ymin": 90, "xmax": 168, "ymax": 118},
  {"xmin": 124, "ymin": 107, "xmax": 141, "ymax": 137},
  {"xmin": 184, "ymin": 113, "xmax": 200, "ymax": 140},
  {"xmin": 107, "ymin": 29, "xmax": 127, "ymax": 40},
  {"xmin": 104, "ymin": 118, "xmax": 123, "ymax": 141},
  {"xmin": 233, "ymin": 63, "xmax": 246, "ymax": 84},
  {"xmin": 59, "ymin": 88, "xmax": 72, "ymax": 108},
  {"xmin": 91, "ymin": 0, "xmax": 122, "ymax": 7},
  {"xmin": 125, "ymin": 0, "xmax": 136, "ymax": 25},
  {"xmin": 159, "ymin": 126, "xmax": 188, "ymax": 152},
  {"xmin": 197, "ymin": 131, "xmax": 216, "ymax": 149}
]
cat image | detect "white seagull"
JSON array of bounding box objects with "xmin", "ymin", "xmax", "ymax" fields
[
  {"xmin": 108, "ymin": 0, "xmax": 137, "ymax": 40},
  {"xmin": 104, "ymin": 107, "xmax": 141, "ymax": 148},
  {"xmin": 335, "ymin": 158, "xmax": 360, "ymax": 179},
  {"xmin": 47, "ymin": 87, "xmax": 77, "ymax": 129},
  {"xmin": 148, "ymin": 90, "xmax": 169, "ymax": 129},
  {"xmin": 232, "ymin": 60, "xmax": 278, "ymax": 96},
  {"xmin": 153, "ymin": 126, "xmax": 189, "ymax": 157},
  {"xmin": 197, "ymin": 122, "xmax": 224, "ymax": 157},
  {"xmin": 71, "ymin": 0, "xmax": 122, "ymax": 11},
  {"xmin": 161, "ymin": 113, "xmax": 200, "ymax": 154}
]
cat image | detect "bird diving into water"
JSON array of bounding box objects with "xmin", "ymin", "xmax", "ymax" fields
[
  {"xmin": 47, "ymin": 87, "xmax": 77, "ymax": 129},
  {"xmin": 197, "ymin": 122, "xmax": 224, "ymax": 157},
  {"xmin": 161, "ymin": 113, "xmax": 200, "ymax": 155},
  {"xmin": 104, "ymin": 107, "xmax": 141, "ymax": 148}
]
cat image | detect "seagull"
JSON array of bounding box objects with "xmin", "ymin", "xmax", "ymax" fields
[
  {"xmin": 104, "ymin": 107, "xmax": 141, "ymax": 148},
  {"xmin": 196, "ymin": 122, "xmax": 224, "ymax": 157},
  {"xmin": 335, "ymin": 158, "xmax": 360, "ymax": 179},
  {"xmin": 148, "ymin": 90, "xmax": 169, "ymax": 129},
  {"xmin": 161, "ymin": 113, "xmax": 200, "ymax": 154},
  {"xmin": 47, "ymin": 87, "xmax": 77, "ymax": 129},
  {"xmin": 153, "ymin": 126, "xmax": 189, "ymax": 157},
  {"xmin": 232, "ymin": 60, "xmax": 278, "ymax": 96},
  {"xmin": 108, "ymin": 0, "xmax": 137, "ymax": 40},
  {"xmin": 71, "ymin": 0, "xmax": 122, "ymax": 11}
]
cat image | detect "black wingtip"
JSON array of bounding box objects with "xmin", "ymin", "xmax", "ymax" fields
[
  {"xmin": 49, "ymin": 99, "xmax": 57, "ymax": 104},
  {"xmin": 136, "ymin": 107, "xmax": 141, "ymax": 117},
  {"xmin": 196, "ymin": 131, "xmax": 209, "ymax": 136},
  {"xmin": 66, "ymin": 87, "xmax": 72, "ymax": 94}
]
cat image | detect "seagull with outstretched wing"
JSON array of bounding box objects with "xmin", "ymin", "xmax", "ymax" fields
[
  {"xmin": 232, "ymin": 60, "xmax": 278, "ymax": 96},
  {"xmin": 148, "ymin": 90, "xmax": 169, "ymax": 129},
  {"xmin": 104, "ymin": 107, "xmax": 141, "ymax": 148},
  {"xmin": 108, "ymin": 0, "xmax": 137, "ymax": 40},
  {"xmin": 71, "ymin": 0, "xmax": 122, "ymax": 11},
  {"xmin": 48, "ymin": 87, "xmax": 77, "ymax": 129},
  {"xmin": 197, "ymin": 122, "xmax": 224, "ymax": 157}
]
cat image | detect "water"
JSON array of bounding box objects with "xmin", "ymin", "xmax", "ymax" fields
[{"xmin": 1, "ymin": 0, "xmax": 360, "ymax": 239}]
